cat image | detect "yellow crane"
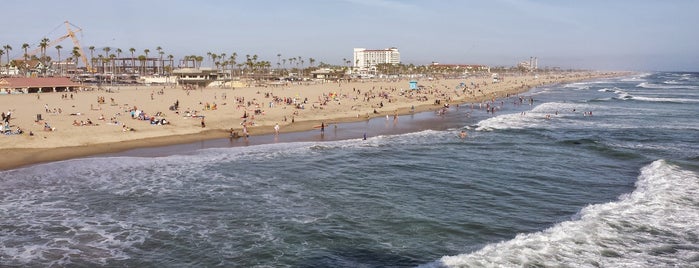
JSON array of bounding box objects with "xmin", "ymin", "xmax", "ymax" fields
[{"xmin": 16, "ymin": 21, "xmax": 92, "ymax": 72}]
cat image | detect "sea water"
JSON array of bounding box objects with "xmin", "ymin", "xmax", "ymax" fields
[{"xmin": 1, "ymin": 73, "xmax": 698, "ymax": 267}]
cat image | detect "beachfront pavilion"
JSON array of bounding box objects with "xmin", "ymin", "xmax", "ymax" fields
[{"xmin": 0, "ymin": 77, "xmax": 85, "ymax": 94}]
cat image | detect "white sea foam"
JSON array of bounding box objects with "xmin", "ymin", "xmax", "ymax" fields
[
  {"xmin": 620, "ymin": 73, "xmax": 651, "ymax": 82},
  {"xmin": 475, "ymin": 102, "xmax": 602, "ymax": 131},
  {"xmin": 601, "ymin": 87, "xmax": 699, "ymax": 103},
  {"xmin": 629, "ymin": 96, "xmax": 699, "ymax": 103},
  {"xmin": 420, "ymin": 160, "xmax": 699, "ymax": 268},
  {"xmin": 563, "ymin": 82, "xmax": 590, "ymax": 90},
  {"xmin": 637, "ymin": 82, "xmax": 699, "ymax": 90}
]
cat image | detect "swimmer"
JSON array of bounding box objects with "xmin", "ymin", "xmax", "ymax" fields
[{"xmin": 459, "ymin": 130, "xmax": 468, "ymax": 139}]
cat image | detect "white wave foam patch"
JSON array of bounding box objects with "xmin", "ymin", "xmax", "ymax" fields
[
  {"xmin": 475, "ymin": 102, "xmax": 604, "ymax": 131},
  {"xmin": 628, "ymin": 96, "xmax": 699, "ymax": 103},
  {"xmin": 599, "ymin": 87, "xmax": 633, "ymax": 100},
  {"xmin": 620, "ymin": 73, "xmax": 651, "ymax": 82},
  {"xmin": 420, "ymin": 160, "xmax": 699, "ymax": 268},
  {"xmin": 564, "ymin": 82, "xmax": 592, "ymax": 90},
  {"xmin": 637, "ymin": 82, "xmax": 699, "ymax": 90}
]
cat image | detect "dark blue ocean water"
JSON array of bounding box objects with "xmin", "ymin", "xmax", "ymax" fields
[{"xmin": 1, "ymin": 72, "xmax": 698, "ymax": 267}]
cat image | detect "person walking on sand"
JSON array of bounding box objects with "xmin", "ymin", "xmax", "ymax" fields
[{"xmin": 201, "ymin": 117, "xmax": 205, "ymax": 128}]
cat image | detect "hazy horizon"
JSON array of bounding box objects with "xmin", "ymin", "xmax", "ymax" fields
[{"xmin": 2, "ymin": 0, "xmax": 697, "ymax": 72}]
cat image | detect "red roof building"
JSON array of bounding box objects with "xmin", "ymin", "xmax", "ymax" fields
[{"xmin": 0, "ymin": 77, "xmax": 85, "ymax": 94}]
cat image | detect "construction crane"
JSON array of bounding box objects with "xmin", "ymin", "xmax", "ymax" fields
[{"xmin": 16, "ymin": 21, "xmax": 92, "ymax": 72}]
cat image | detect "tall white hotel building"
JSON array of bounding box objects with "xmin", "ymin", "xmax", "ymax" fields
[{"xmin": 353, "ymin": 47, "xmax": 401, "ymax": 70}]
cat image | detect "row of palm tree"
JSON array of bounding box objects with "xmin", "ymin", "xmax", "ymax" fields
[
  {"xmin": 2, "ymin": 39, "xmax": 506, "ymax": 80},
  {"xmin": 2, "ymin": 39, "xmax": 336, "ymax": 79},
  {"xmin": 85, "ymin": 45, "xmax": 175, "ymax": 77}
]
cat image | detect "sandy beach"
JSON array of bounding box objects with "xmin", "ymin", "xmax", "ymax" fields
[{"xmin": 0, "ymin": 71, "xmax": 623, "ymax": 170}]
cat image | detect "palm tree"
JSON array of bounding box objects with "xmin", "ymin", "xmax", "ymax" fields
[
  {"xmin": 129, "ymin": 47, "xmax": 136, "ymax": 73},
  {"xmin": 115, "ymin": 48, "xmax": 122, "ymax": 75},
  {"xmin": 101, "ymin": 56, "xmax": 110, "ymax": 80},
  {"xmin": 138, "ymin": 55, "xmax": 146, "ymax": 74},
  {"xmin": 3, "ymin": 45, "xmax": 11, "ymax": 72},
  {"xmin": 299, "ymin": 57, "xmax": 305, "ymax": 77},
  {"xmin": 195, "ymin": 56, "xmax": 203, "ymax": 69},
  {"xmin": 208, "ymin": 52, "xmax": 217, "ymax": 69},
  {"xmin": 143, "ymin": 49, "xmax": 150, "ymax": 74},
  {"xmin": 109, "ymin": 54, "xmax": 116, "ymax": 81},
  {"xmin": 167, "ymin": 54, "xmax": 174, "ymax": 75},
  {"xmin": 22, "ymin": 43, "xmax": 30, "ymax": 62},
  {"xmin": 102, "ymin": 47, "xmax": 111, "ymax": 73},
  {"xmin": 0, "ymin": 50, "xmax": 4, "ymax": 73},
  {"xmin": 156, "ymin": 46, "xmax": 164, "ymax": 75},
  {"xmin": 155, "ymin": 46, "xmax": 162, "ymax": 74},
  {"xmin": 39, "ymin": 38, "xmax": 50, "ymax": 71},
  {"xmin": 229, "ymin": 52, "xmax": 237, "ymax": 76},
  {"xmin": 276, "ymin": 53, "xmax": 281, "ymax": 73},
  {"xmin": 309, "ymin": 58, "xmax": 315, "ymax": 68},
  {"xmin": 88, "ymin": 46, "xmax": 95, "ymax": 71},
  {"xmin": 97, "ymin": 54, "xmax": 104, "ymax": 74},
  {"xmin": 21, "ymin": 43, "xmax": 30, "ymax": 75},
  {"xmin": 244, "ymin": 54, "xmax": 251, "ymax": 74},
  {"xmin": 71, "ymin": 46, "xmax": 81, "ymax": 75},
  {"xmin": 55, "ymin": 45, "xmax": 63, "ymax": 76}
]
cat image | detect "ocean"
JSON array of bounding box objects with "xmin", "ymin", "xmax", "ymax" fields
[{"xmin": 1, "ymin": 72, "xmax": 698, "ymax": 267}]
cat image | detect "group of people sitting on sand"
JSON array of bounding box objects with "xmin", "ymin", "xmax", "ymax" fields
[
  {"xmin": 72, "ymin": 119, "xmax": 96, "ymax": 126},
  {"xmin": 129, "ymin": 107, "xmax": 170, "ymax": 126},
  {"xmin": 1, "ymin": 121, "xmax": 24, "ymax": 135}
]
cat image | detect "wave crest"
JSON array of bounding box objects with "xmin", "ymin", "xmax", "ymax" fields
[{"xmin": 420, "ymin": 160, "xmax": 699, "ymax": 268}]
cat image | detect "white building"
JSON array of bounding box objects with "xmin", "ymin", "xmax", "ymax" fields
[{"xmin": 353, "ymin": 47, "xmax": 400, "ymax": 70}]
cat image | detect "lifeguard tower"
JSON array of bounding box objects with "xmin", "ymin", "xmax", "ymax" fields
[{"xmin": 409, "ymin": 80, "xmax": 418, "ymax": 90}]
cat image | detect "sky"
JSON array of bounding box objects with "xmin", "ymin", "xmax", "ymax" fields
[{"xmin": 2, "ymin": 0, "xmax": 698, "ymax": 71}]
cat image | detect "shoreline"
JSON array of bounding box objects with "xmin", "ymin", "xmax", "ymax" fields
[
  {"xmin": 0, "ymin": 72, "xmax": 629, "ymax": 171},
  {"xmin": 0, "ymin": 101, "xmax": 448, "ymax": 170}
]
